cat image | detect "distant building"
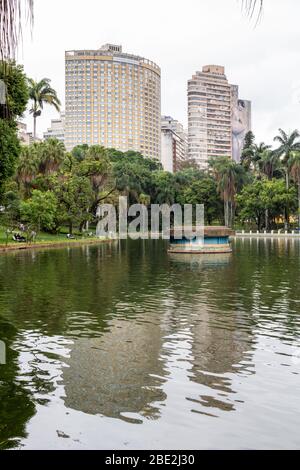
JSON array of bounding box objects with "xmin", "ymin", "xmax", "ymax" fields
[
  {"xmin": 231, "ymin": 85, "xmax": 251, "ymax": 163},
  {"xmin": 43, "ymin": 112, "xmax": 65, "ymax": 143},
  {"xmin": 17, "ymin": 121, "xmax": 40, "ymax": 145},
  {"xmin": 188, "ymin": 65, "xmax": 251, "ymax": 168},
  {"xmin": 161, "ymin": 116, "xmax": 188, "ymax": 173},
  {"xmin": 65, "ymin": 44, "xmax": 161, "ymax": 159},
  {"xmin": 17, "ymin": 121, "xmax": 30, "ymax": 145}
]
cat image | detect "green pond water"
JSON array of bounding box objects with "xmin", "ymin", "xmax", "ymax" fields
[{"xmin": 0, "ymin": 238, "xmax": 300, "ymax": 449}]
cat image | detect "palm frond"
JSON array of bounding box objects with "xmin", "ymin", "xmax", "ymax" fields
[
  {"xmin": 0, "ymin": 0, "xmax": 34, "ymax": 59},
  {"xmin": 241, "ymin": 0, "xmax": 263, "ymax": 25}
]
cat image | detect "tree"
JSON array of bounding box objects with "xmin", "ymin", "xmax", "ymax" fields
[
  {"xmin": 274, "ymin": 129, "xmax": 300, "ymax": 187},
  {"xmin": 241, "ymin": 131, "xmax": 255, "ymax": 169},
  {"xmin": 28, "ymin": 78, "xmax": 61, "ymax": 140},
  {"xmin": 180, "ymin": 176, "xmax": 223, "ymax": 225},
  {"xmin": 209, "ymin": 156, "xmax": 246, "ymax": 227},
  {"xmin": 176, "ymin": 158, "xmax": 199, "ymax": 172},
  {"xmin": 0, "ymin": 120, "xmax": 20, "ymax": 197},
  {"xmin": 252, "ymin": 143, "xmax": 272, "ymax": 172},
  {"xmin": 39, "ymin": 138, "xmax": 65, "ymax": 175},
  {"xmin": 151, "ymin": 171, "xmax": 177, "ymax": 205},
  {"xmin": 237, "ymin": 179, "xmax": 296, "ymax": 230},
  {"xmin": 237, "ymin": 180, "xmax": 266, "ymax": 230},
  {"xmin": 274, "ymin": 129, "xmax": 300, "ymax": 229},
  {"xmin": 0, "ymin": 0, "xmax": 34, "ymax": 60},
  {"xmin": 71, "ymin": 144, "xmax": 89, "ymax": 162},
  {"xmin": 261, "ymin": 179, "xmax": 296, "ymax": 228},
  {"xmin": 61, "ymin": 152, "xmax": 78, "ymax": 174},
  {"xmin": 0, "ymin": 181, "xmax": 21, "ymax": 242},
  {"xmin": 256, "ymin": 149, "xmax": 279, "ymax": 230},
  {"xmin": 53, "ymin": 175, "xmax": 93, "ymax": 234},
  {"xmin": 0, "ymin": 61, "xmax": 29, "ymax": 119},
  {"xmin": 0, "ymin": 61, "xmax": 28, "ymax": 197},
  {"xmin": 20, "ymin": 190, "xmax": 58, "ymax": 232},
  {"xmin": 15, "ymin": 145, "xmax": 39, "ymax": 196},
  {"xmin": 77, "ymin": 145, "xmax": 113, "ymax": 214},
  {"xmin": 113, "ymin": 152, "xmax": 153, "ymax": 204},
  {"xmin": 290, "ymin": 152, "xmax": 300, "ymax": 230},
  {"xmin": 257, "ymin": 150, "xmax": 277, "ymax": 180}
]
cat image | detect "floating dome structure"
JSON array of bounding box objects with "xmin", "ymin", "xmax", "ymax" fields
[{"xmin": 168, "ymin": 226, "xmax": 235, "ymax": 254}]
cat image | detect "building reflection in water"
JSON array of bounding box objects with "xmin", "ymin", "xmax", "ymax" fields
[
  {"xmin": 166, "ymin": 252, "xmax": 253, "ymax": 416},
  {"xmin": 62, "ymin": 319, "xmax": 167, "ymax": 423},
  {"xmin": 62, "ymin": 249, "xmax": 254, "ymax": 422},
  {"xmin": 1, "ymin": 238, "xmax": 300, "ymax": 448}
]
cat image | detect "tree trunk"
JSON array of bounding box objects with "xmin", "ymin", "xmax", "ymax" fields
[
  {"xmin": 224, "ymin": 200, "xmax": 229, "ymax": 227},
  {"xmin": 230, "ymin": 202, "xmax": 235, "ymax": 228},
  {"xmin": 228, "ymin": 202, "xmax": 232, "ymax": 228},
  {"xmin": 285, "ymin": 170, "xmax": 290, "ymax": 231},
  {"xmin": 298, "ymin": 182, "xmax": 300, "ymax": 231},
  {"xmin": 69, "ymin": 221, "xmax": 73, "ymax": 235},
  {"xmin": 33, "ymin": 115, "xmax": 37, "ymax": 141},
  {"xmin": 265, "ymin": 208, "xmax": 269, "ymax": 231}
]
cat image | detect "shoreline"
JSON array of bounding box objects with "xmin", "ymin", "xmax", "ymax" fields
[
  {"xmin": 0, "ymin": 237, "xmax": 112, "ymax": 254},
  {"xmin": 1, "ymin": 232, "xmax": 299, "ymax": 253},
  {"xmin": 234, "ymin": 233, "xmax": 300, "ymax": 239}
]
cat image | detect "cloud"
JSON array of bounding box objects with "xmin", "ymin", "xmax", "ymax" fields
[{"xmin": 21, "ymin": 0, "xmax": 300, "ymax": 145}]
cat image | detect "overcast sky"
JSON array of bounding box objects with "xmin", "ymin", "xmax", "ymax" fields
[{"xmin": 20, "ymin": 0, "xmax": 300, "ymax": 145}]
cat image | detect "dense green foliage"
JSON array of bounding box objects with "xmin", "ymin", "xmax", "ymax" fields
[
  {"xmin": 0, "ymin": 120, "xmax": 20, "ymax": 195},
  {"xmin": 0, "ymin": 62, "xmax": 28, "ymax": 196},
  {"xmin": 20, "ymin": 190, "xmax": 58, "ymax": 232},
  {"xmin": 2, "ymin": 126, "xmax": 300, "ymax": 235}
]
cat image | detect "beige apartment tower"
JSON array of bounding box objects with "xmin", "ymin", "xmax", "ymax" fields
[
  {"xmin": 188, "ymin": 65, "xmax": 251, "ymax": 168},
  {"xmin": 188, "ymin": 65, "xmax": 232, "ymax": 168},
  {"xmin": 65, "ymin": 44, "xmax": 161, "ymax": 159}
]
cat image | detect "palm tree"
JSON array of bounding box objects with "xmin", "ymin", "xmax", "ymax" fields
[
  {"xmin": 0, "ymin": 0, "xmax": 34, "ymax": 59},
  {"xmin": 256, "ymin": 150, "xmax": 277, "ymax": 230},
  {"xmin": 15, "ymin": 145, "xmax": 39, "ymax": 196},
  {"xmin": 210, "ymin": 157, "xmax": 245, "ymax": 227},
  {"xmin": 290, "ymin": 153, "xmax": 300, "ymax": 230},
  {"xmin": 257, "ymin": 149, "xmax": 277, "ymax": 180},
  {"xmin": 28, "ymin": 78, "xmax": 61, "ymax": 140},
  {"xmin": 241, "ymin": 136, "xmax": 271, "ymax": 172},
  {"xmin": 39, "ymin": 138, "xmax": 65, "ymax": 175},
  {"xmin": 274, "ymin": 129, "xmax": 300, "ymax": 229},
  {"xmin": 274, "ymin": 129, "xmax": 300, "ymax": 186},
  {"xmin": 84, "ymin": 146, "xmax": 112, "ymax": 194}
]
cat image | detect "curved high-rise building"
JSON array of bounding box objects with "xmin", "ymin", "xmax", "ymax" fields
[{"xmin": 65, "ymin": 44, "xmax": 161, "ymax": 159}]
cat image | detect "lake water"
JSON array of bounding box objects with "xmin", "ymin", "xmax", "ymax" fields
[{"xmin": 0, "ymin": 238, "xmax": 300, "ymax": 450}]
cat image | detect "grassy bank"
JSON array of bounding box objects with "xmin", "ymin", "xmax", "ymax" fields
[{"xmin": 0, "ymin": 228, "xmax": 109, "ymax": 253}]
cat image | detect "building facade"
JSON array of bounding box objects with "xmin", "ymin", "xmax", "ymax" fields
[
  {"xmin": 65, "ymin": 44, "xmax": 161, "ymax": 159},
  {"xmin": 188, "ymin": 65, "xmax": 251, "ymax": 168},
  {"xmin": 161, "ymin": 116, "xmax": 187, "ymax": 173},
  {"xmin": 17, "ymin": 121, "xmax": 41, "ymax": 145},
  {"xmin": 231, "ymin": 85, "xmax": 252, "ymax": 163},
  {"xmin": 43, "ymin": 112, "xmax": 65, "ymax": 143}
]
